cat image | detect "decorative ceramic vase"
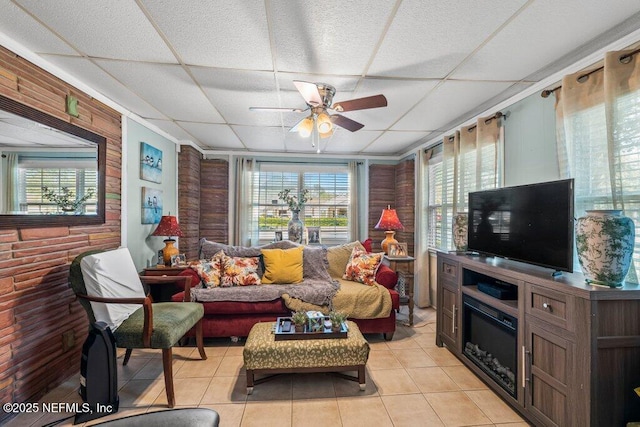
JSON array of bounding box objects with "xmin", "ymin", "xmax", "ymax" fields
[
  {"xmin": 575, "ymin": 210, "xmax": 635, "ymax": 287},
  {"xmin": 452, "ymin": 212, "xmax": 468, "ymax": 252},
  {"xmin": 287, "ymin": 209, "xmax": 304, "ymax": 243}
]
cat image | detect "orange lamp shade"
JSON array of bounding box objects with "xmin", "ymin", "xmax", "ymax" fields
[
  {"xmin": 152, "ymin": 215, "xmax": 184, "ymax": 266},
  {"xmin": 374, "ymin": 206, "xmax": 404, "ymax": 254}
]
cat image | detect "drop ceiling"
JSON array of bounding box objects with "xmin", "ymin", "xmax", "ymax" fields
[{"xmin": 1, "ymin": 0, "xmax": 639, "ymax": 157}]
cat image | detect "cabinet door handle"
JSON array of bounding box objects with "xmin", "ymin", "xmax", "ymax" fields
[
  {"xmin": 452, "ymin": 304, "xmax": 457, "ymax": 335},
  {"xmin": 521, "ymin": 346, "xmax": 531, "ymax": 389},
  {"xmin": 542, "ymin": 302, "xmax": 552, "ymax": 311}
]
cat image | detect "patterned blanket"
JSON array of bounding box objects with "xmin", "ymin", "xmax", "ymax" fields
[
  {"xmin": 190, "ymin": 278, "xmax": 340, "ymax": 307},
  {"xmin": 282, "ymin": 279, "xmax": 393, "ymax": 319}
]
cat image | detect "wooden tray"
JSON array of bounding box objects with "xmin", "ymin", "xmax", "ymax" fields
[{"xmin": 274, "ymin": 317, "xmax": 348, "ymax": 340}]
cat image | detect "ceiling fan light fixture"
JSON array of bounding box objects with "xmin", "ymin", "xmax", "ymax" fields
[
  {"xmin": 298, "ymin": 116, "xmax": 314, "ymax": 138},
  {"xmin": 319, "ymin": 128, "xmax": 333, "ymax": 139},
  {"xmin": 316, "ymin": 112, "xmax": 332, "ymax": 133}
]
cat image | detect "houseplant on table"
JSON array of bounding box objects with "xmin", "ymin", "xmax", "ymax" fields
[
  {"xmin": 329, "ymin": 311, "xmax": 347, "ymax": 332},
  {"xmin": 278, "ymin": 188, "xmax": 311, "ymax": 243},
  {"xmin": 291, "ymin": 310, "xmax": 308, "ymax": 332}
]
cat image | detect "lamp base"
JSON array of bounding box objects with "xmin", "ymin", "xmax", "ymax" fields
[
  {"xmin": 381, "ymin": 231, "xmax": 398, "ymax": 255},
  {"xmin": 162, "ymin": 239, "xmax": 179, "ymax": 266}
]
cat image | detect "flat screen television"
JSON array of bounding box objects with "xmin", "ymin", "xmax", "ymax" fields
[{"xmin": 467, "ymin": 179, "xmax": 574, "ymax": 273}]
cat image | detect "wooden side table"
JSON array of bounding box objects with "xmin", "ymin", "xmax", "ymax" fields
[
  {"xmin": 385, "ymin": 256, "xmax": 415, "ymax": 326},
  {"xmin": 141, "ymin": 266, "xmax": 188, "ymax": 302}
]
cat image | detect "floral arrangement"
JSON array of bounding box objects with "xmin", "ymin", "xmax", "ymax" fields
[
  {"xmin": 42, "ymin": 186, "xmax": 94, "ymax": 212},
  {"xmin": 278, "ymin": 188, "xmax": 311, "ymax": 211}
]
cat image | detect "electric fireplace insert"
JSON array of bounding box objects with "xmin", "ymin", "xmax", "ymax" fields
[{"xmin": 462, "ymin": 294, "xmax": 517, "ymax": 398}]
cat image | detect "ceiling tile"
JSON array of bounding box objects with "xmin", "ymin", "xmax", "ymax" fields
[
  {"xmin": 144, "ymin": 119, "xmax": 195, "ymax": 141},
  {"xmin": 318, "ymin": 129, "xmax": 384, "ymax": 154},
  {"xmin": 368, "ymin": 0, "xmax": 528, "ymax": 78},
  {"xmin": 0, "ymin": 1, "xmax": 77, "ymax": 55},
  {"xmin": 451, "ymin": 0, "xmax": 640, "ymax": 81},
  {"xmin": 95, "ymin": 60, "xmax": 223, "ymax": 123},
  {"xmin": 392, "ymin": 80, "xmax": 513, "ymax": 132},
  {"xmin": 232, "ymin": 125, "xmax": 287, "ymax": 151},
  {"xmin": 363, "ymin": 131, "xmax": 429, "ymax": 154},
  {"xmin": 344, "ymin": 78, "xmax": 440, "ymax": 130},
  {"xmin": 190, "ymin": 67, "xmax": 282, "ymax": 126},
  {"xmin": 141, "ymin": 0, "xmax": 273, "ymax": 69},
  {"xmin": 16, "ymin": 0, "xmax": 176, "ymax": 62},
  {"xmin": 269, "ymin": 0, "xmax": 395, "ymax": 74},
  {"xmin": 42, "ymin": 55, "xmax": 167, "ymax": 120},
  {"xmin": 178, "ymin": 122, "xmax": 243, "ymax": 149}
]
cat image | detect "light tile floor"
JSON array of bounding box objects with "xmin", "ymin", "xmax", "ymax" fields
[{"xmin": 6, "ymin": 307, "xmax": 530, "ymax": 427}]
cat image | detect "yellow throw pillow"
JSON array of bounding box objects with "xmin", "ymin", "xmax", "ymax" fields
[{"xmin": 261, "ymin": 246, "xmax": 304, "ymax": 284}]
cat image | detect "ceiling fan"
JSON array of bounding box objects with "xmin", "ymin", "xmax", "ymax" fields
[{"xmin": 249, "ymin": 81, "xmax": 387, "ymax": 139}]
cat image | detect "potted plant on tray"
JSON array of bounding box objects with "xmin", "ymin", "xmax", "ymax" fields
[
  {"xmin": 329, "ymin": 311, "xmax": 347, "ymax": 332},
  {"xmin": 291, "ymin": 310, "xmax": 307, "ymax": 332}
]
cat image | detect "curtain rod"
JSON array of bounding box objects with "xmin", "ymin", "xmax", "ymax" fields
[
  {"xmin": 466, "ymin": 111, "xmax": 504, "ymax": 133},
  {"xmin": 424, "ymin": 110, "xmax": 504, "ymax": 150},
  {"xmin": 541, "ymin": 47, "xmax": 640, "ymax": 98}
]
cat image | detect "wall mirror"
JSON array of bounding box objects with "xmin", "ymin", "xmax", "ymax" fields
[{"xmin": 0, "ymin": 94, "xmax": 106, "ymax": 229}]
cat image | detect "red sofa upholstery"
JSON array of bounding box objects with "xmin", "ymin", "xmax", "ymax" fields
[{"xmin": 172, "ymin": 265, "xmax": 399, "ymax": 340}]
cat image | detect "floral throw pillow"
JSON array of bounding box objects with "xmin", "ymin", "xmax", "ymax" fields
[
  {"xmin": 188, "ymin": 250, "xmax": 224, "ymax": 288},
  {"xmin": 220, "ymin": 254, "xmax": 262, "ymax": 287},
  {"xmin": 343, "ymin": 246, "xmax": 384, "ymax": 286}
]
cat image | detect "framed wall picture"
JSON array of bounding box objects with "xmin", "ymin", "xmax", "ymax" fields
[
  {"xmin": 171, "ymin": 254, "xmax": 187, "ymax": 266},
  {"xmin": 141, "ymin": 187, "xmax": 163, "ymax": 224},
  {"xmin": 388, "ymin": 242, "xmax": 408, "ymax": 258},
  {"xmin": 140, "ymin": 142, "xmax": 163, "ymax": 183},
  {"xmin": 307, "ymin": 226, "xmax": 321, "ymax": 244},
  {"xmin": 274, "ymin": 231, "xmax": 283, "ymax": 241}
]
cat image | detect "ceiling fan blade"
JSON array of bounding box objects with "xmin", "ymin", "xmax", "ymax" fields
[
  {"xmin": 332, "ymin": 94, "xmax": 387, "ymax": 112},
  {"xmin": 293, "ymin": 80, "xmax": 323, "ymax": 106},
  {"xmin": 249, "ymin": 106, "xmax": 307, "ymax": 113},
  {"xmin": 331, "ymin": 114, "xmax": 365, "ymax": 132}
]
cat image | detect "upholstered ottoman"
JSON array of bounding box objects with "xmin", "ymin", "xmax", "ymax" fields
[{"xmin": 243, "ymin": 321, "xmax": 369, "ymax": 394}]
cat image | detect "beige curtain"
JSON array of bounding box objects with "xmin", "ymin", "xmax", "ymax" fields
[
  {"xmin": 233, "ymin": 157, "xmax": 255, "ymax": 246},
  {"xmin": 3, "ymin": 153, "xmax": 18, "ymax": 212},
  {"xmin": 453, "ymin": 114, "xmax": 501, "ymax": 214},
  {"xmin": 415, "ymin": 149, "xmax": 431, "ymax": 307},
  {"xmin": 348, "ymin": 161, "xmax": 360, "ymax": 241},
  {"xmin": 555, "ymin": 48, "xmax": 640, "ymax": 283}
]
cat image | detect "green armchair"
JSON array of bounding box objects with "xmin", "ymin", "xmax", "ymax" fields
[{"xmin": 69, "ymin": 248, "xmax": 206, "ymax": 407}]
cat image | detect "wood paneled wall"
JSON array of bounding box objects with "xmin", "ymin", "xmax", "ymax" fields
[
  {"xmin": 178, "ymin": 146, "xmax": 202, "ymax": 260},
  {"xmin": 0, "ymin": 46, "xmax": 121, "ymax": 422},
  {"xmin": 368, "ymin": 160, "xmax": 415, "ymax": 255},
  {"xmin": 199, "ymin": 160, "xmax": 229, "ymax": 244}
]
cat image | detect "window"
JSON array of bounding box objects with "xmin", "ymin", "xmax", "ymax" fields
[
  {"xmin": 560, "ymin": 89, "xmax": 640, "ymax": 280},
  {"xmin": 17, "ymin": 156, "xmax": 97, "ymax": 214},
  {"xmin": 424, "ymin": 120, "xmax": 502, "ymax": 251},
  {"xmin": 425, "ymin": 149, "xmax": 455, "ymax": 249},
  {"xmin": 251, "ymin": 163, "xmax": 351, "ymax": 245}
]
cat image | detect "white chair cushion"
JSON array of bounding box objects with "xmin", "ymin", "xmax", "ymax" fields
[{"xmin": 80, "ymin": 247, "xmax": 146, "ymax": 330}]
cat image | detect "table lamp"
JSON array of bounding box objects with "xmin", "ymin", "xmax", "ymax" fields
[
  {"xmin": 152, "ymin": 215, "xmax": 184, "ymax": 266},
  {"xmin": 374, "ymin": 205, "xmax": 404, "ymax": 254}
]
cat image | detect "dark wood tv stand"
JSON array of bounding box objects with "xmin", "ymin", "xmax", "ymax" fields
[{"xmin": 436, "ymin": 251, "xmax": 640, "ymax": 426}]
